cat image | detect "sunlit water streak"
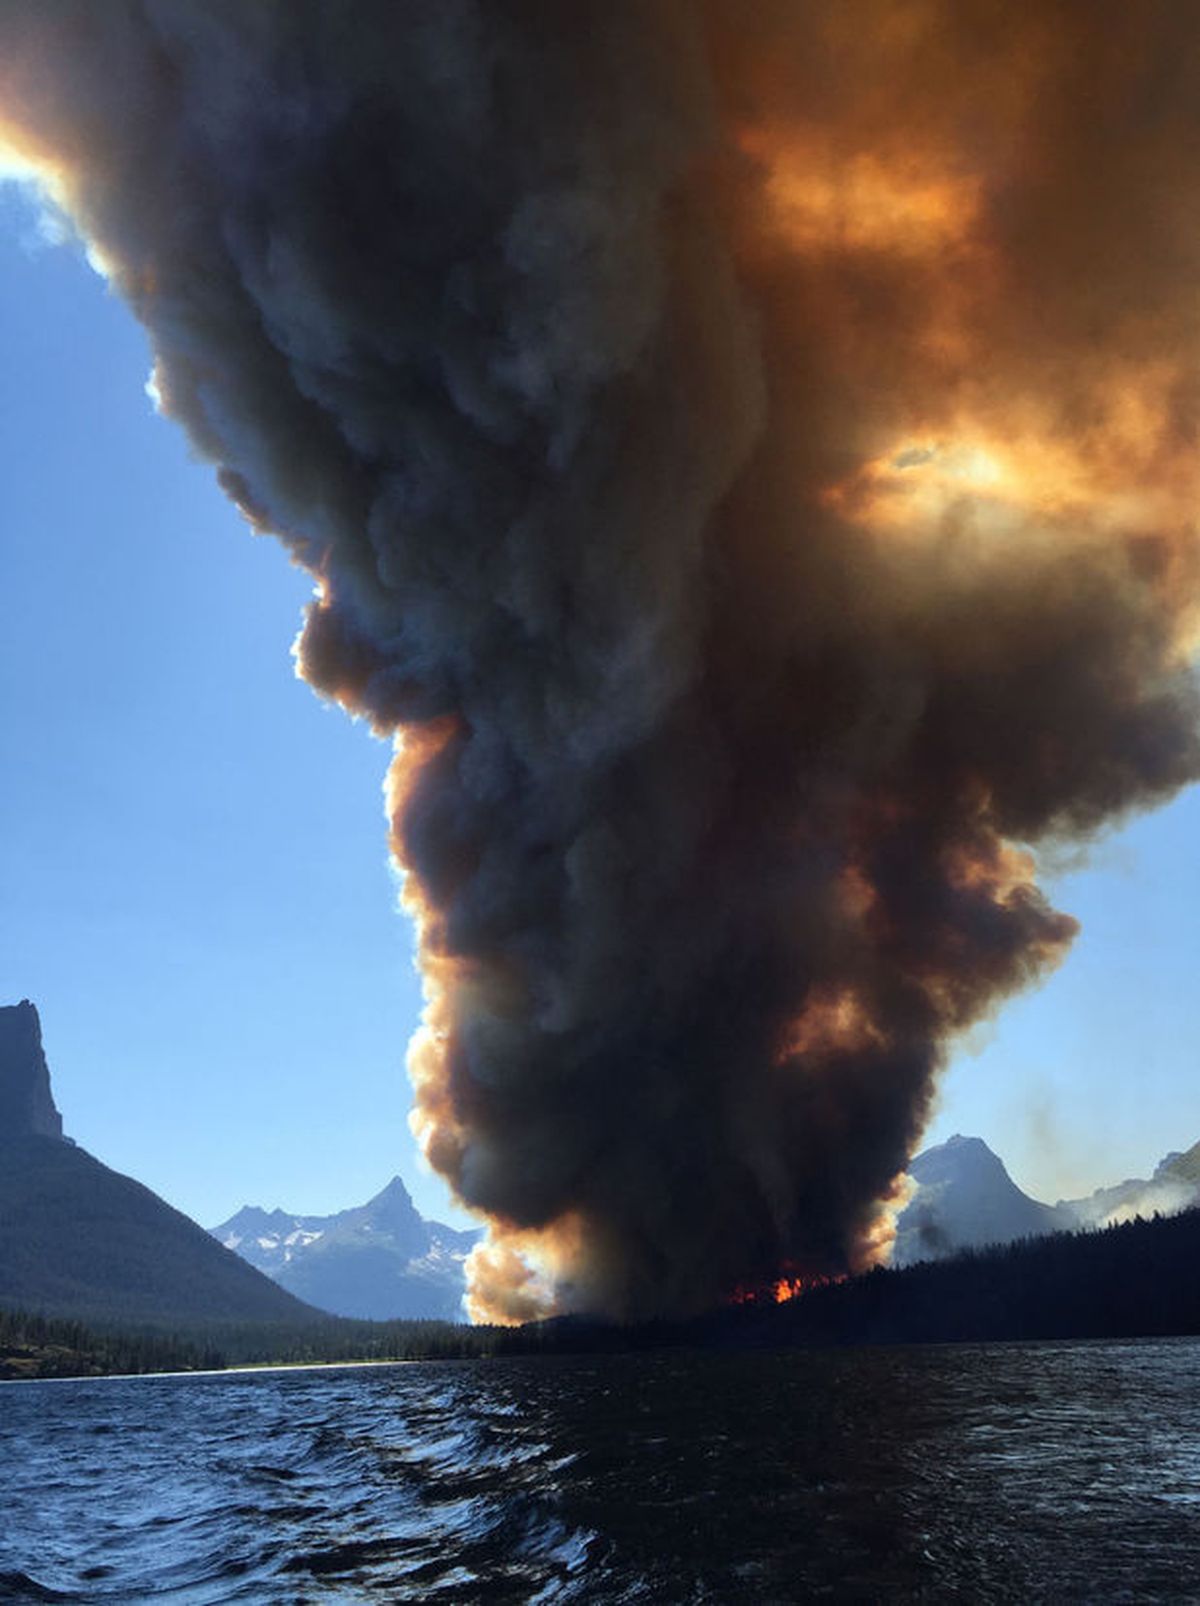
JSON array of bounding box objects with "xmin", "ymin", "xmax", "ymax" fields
[{"xmin": 3, "ymin": 1340, "xmax": 1200, "ymax": 1601}]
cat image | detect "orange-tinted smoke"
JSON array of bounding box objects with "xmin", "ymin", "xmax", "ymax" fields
[
  {"xmin": 2, "ymin": 2, "xmax": 1199, "ymax": 1322},
  {"xmin": 443, "ymin": 0, "xmax": 1200, "ymax": 1314}
]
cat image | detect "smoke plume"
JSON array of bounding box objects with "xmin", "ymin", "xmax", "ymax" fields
[{"xmin": 4, "ymin": 2, "xmax": 1199, "ymax": 1320}]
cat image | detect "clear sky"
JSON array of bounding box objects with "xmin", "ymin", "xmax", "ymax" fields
[{"xmin": 4, "ymin": 179, "xmax": 1200, "ymax": 1232}]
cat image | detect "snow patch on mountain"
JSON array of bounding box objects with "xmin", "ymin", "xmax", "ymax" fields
[{"xmin": 211, "ymin": 1178, "xmax": 482, "ymax": 1321}]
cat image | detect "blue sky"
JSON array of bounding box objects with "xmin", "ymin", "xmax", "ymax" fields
[
  {"xmin": 0, "ymin": 182, "xmax": 450, "ymax": 1228},
  {"xmin": 4, "ymin": 179, "xmax": 1200, "ymax": 1231}
]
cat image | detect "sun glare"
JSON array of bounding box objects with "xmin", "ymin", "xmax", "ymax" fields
[{"xmin": 0, "ymin": 126, "xmax": 113, "ymax": 277}]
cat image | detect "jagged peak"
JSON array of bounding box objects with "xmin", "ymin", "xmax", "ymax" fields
[
  {"xmin": 369, "ymin": 1175, "xmax": 416, "ymax": 1204},
  {"xmin": 361, "ymin": 1174, "xmax": 422, "ymax": 1227}
]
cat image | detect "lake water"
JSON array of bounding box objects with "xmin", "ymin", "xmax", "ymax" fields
[{"xmin": 2, "ymin": 1339, "xmax": 1200, "ymax": 1601}]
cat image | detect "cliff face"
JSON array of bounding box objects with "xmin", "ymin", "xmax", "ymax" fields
[
  {"xmin": 0, "ymin": 1001, "xmax": 321, "ymax": 1327},
  {"xmin": 0, "ymin": 1001, "xmax": 63, "ymax": 1142}
]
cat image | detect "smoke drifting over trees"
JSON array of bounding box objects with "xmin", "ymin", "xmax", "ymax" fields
[{"xmin": 4, "ymin": 2, "xmax": 1199, "ymax": 1320}]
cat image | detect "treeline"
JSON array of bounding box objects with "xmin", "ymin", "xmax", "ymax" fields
[
  {"xmin": 192, "ymin": 1315, "xmax": 507, "ymax": 1368},
  {"xmin": 8, "ymin": 1206, "xmax": 1200, "ymax": 1379},
  {"xmin": 764, "ymin": 1205, "xmax": 1200, "ymax": 1347},
  {"xmin": 0, "ymin": 1305, "xmax": 511, "ymax": 1380},
  {"xmin": 497, "ymin": 1205, "xmax": 1200, "ymax": 1356},
  {"xmin": 0, "ymin": 1307, "xmax": 222, "ymax": 1379}
]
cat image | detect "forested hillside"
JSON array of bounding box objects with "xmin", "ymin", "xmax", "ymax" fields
[{"xmin": 0, "ymin": 1135, "xmax": 316, "ymax": 1327}]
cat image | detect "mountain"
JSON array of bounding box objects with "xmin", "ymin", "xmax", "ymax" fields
[
  {"xmin": 1056, "ymin": 1140, "xmax": 1200, "ymax": 1230},
  {"xmin": 1160, "ymin": 1139, "xmax": 1200, "ymax": 1188},
  {"xmin": 0, "ymin": 1002, "xmax": 317, "ymax": 1328},
  {"xmin": 0, "ymin": 1000, "xmax": 63, "ymax": 1140},
  {"xmin": 895, "ymin": 1132, "xmax": 1200, "ymax": 1267},
  {"xmin": 211, "ymin": 1176, "xmax": 481, "ymax": 1321},
  {"xmin": 216, "ymin": 1204, "xmax": 332, "ymax": 1273},
  {"xmin": 892, "ymin": 1134, "xmax": 1066, "ymax": 1267}
]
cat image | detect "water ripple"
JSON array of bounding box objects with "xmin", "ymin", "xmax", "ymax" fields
[{"xmin": 3, "ymin": 1341, "xmax": 1200, "ymax": 1600}]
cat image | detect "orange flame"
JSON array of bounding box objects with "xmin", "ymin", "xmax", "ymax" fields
[{"xmin": 730, "ymin": 1268, "xmax": 845, "ymax": 1308}]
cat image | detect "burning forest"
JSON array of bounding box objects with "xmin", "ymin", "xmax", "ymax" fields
[{"xmin": 3, "ymin": 1, "xmax": 1200, "ymax": 1322}]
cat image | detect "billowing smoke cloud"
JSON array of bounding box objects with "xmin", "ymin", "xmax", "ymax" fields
[{"xmin": 4, "ymin": 1, "xmax": 1199, "ymax": 1320}]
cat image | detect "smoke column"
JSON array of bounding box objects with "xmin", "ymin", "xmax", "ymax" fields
[{"xmin": 3, "ymin": 1, "xmax": 1200, "ymax": 1320}]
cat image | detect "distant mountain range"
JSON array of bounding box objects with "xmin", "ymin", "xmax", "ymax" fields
[
  {"xmin": 225, "ymin": 1130, "xmax": 1200, "ymax": 1311},
  {"xmin": 0, "ymin": 998, "xmax": 479, "ymax": 1327},
  {"xmin": 1053, "ymin": 1142, "xmax": 1200, "ymax": 1231},
  {"xmin": 0, "ymin": 1001, "xmax": 314, "ymax": 1328},
  {"xmin": 211, "ymin": 1179, "xmax": 480, "ymax": 1321},
  {"xmin": 894, "ymin": 1132, "xmax": 1200, "ymax": 1266},
  {"xmin": 6, "ymin": 997, "xmax": 1197, "ymax": 1331}
]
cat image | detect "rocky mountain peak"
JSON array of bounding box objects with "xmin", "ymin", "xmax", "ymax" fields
[
  {"xmin": 0, "ymin": 1000, "xmax": 64, "ymax": 1142},
  {"xmin": 1157, "ymin": 1141, "xmax": 1200, "ymax": 1187},
  {"xmin": 211, "ymin": 1173, "xmax": 481, "ymax": 1321},
  {"xmin": 363, "ymin": 1175, "xmax": 422, "ymax": 1225},
  {"xmin": 911, "ymin": 1133, "xmax": 1001, "ymax": 1177},
  {"xmin": 894, "ymin": 1132, "xmax": 1062, "ymax": 1267}
]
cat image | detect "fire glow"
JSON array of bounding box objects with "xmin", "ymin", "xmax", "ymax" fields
[{"xmin": 731, "ymin": 1272, "xmax": 842, "ymax": 1309}]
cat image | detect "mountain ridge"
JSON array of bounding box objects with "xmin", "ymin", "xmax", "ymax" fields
[
  {"xmin": 896, "ymin": 1131, "xmax": 1200, "ymax": 1266},
  {"xmin": 0, "ymin": 1001, "xmax": 322, "ymax": 1329},
  {"xmin": 211, "ymin": 1176, "xmax": 481, "ymax": 1321},
  {"xmin": 0, "ymin": 1132, "xmax": 317, "ymax": 1327}
]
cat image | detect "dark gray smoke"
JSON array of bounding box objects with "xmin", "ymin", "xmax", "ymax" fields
[{"xmin": 4, "ymin": 1, "xmax": 1199, "ymax": 1319}]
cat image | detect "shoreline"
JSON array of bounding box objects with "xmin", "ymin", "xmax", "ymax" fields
[{"xmin": 0, "ymin": 1356, "xmax": 425, "ymax": 1386}]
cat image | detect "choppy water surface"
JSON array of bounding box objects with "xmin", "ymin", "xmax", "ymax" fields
[{"xmin": 3, "ymin": 1339, "xmax": 1200, "ymax": 1601}]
